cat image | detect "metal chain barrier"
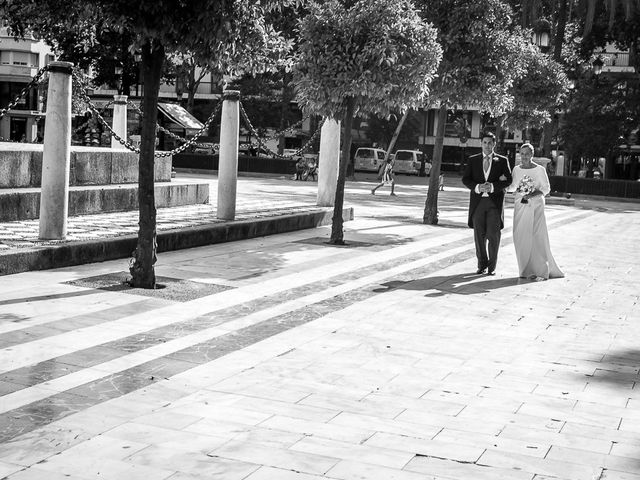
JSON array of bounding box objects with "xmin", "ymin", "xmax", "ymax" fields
[
  {"xmin": 72, "ymin": 70, "xmax": 142, "ymax": 153},
  {"xmin": 127, "ymin": 99, "xmax": 223, "ymax": 152},
  {"xmin": 73, "ymin": 68, "xmax": 222, "ymax": 157},
  {"xmin": 239, "ymin": 101, "xmax": 321, "ymax": 159},
  {"xmin": 73, "ymin": 99, "xmax": 115, "ymax": 135}
]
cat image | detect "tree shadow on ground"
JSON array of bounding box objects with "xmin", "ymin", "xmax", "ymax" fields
[
  {"xmin": 583, "ymin": 349, "xmax": 640, "ymax": 387},
  {"xmin": 373, "ymin": 272, "xmax": 526, "ymax": 297},
  {"xmin": 570, "ymin": 348, "xmax": 640, "ymax": 474},
  {"xmin": 574, "ymin": 201, "xmax": 640, "ymax": 214},
  {"xmin": 0, "ymin": 289, "xmax": 98, "ymax": 307}
]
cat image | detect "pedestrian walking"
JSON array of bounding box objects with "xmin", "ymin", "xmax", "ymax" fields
[
  {"xmin": 371, "ymin": 157, "xmax": 396, "ymax": 196},
  {"xmin": 462, "ymin": 131, "xmax": 512, "ymax": 275}
]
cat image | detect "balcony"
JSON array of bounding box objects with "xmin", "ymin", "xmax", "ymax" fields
[{"xmin": 599, "ymin": 51, "xmax": 636, "ymax": 74}]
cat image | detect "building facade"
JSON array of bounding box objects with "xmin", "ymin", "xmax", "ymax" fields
[{"xmin": 0, "ymin": 27, "xmax": 54, "ymax": 142}]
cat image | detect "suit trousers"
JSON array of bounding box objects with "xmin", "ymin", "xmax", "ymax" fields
[{"xmin": 472, "ymin": 197, "xmax": 501, "ymax": 271}]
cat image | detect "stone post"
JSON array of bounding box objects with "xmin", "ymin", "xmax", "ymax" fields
[
  {"xmin": 317, "ymin": 118, "xmax": 341, "ymax": 207},
  {"xmin": 217, "ymin": 90, "xmax": 240, "ymax": 220},
  {"xmin": 111, "ymin": 94, "xmax": 128, "ymax": 149},
  {"xmin": 39, "ymin": 61, "xmax": 73, "ymax": 240}
]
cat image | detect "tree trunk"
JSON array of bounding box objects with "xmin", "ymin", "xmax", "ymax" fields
[
  {"xmin": 495, "ymin": 114, "xmax": 506, "ymax": 155},
  {"xmin": 423, "ymin": 104, "xmax": 447, "ymax": 225},
  {"xmin": 329, "ymin": 97, "xmax": 354, "ymax": 244},
  {"xmin": 384, "ymin": 110, "xmax": 409, "ymax": 161},
  {"xmin": 129, "ymin": 40, "xmax": 164, "ymax": 289},
  {"xmin": 541, "ymin": 0, "xmax": 568, "ymax": 159}
]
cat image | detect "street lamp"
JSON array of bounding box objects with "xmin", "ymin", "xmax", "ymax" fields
[
  {"xmin": 592, "ymin": 57, "xmax": 604, "ymax": 76},
  {"xmin": 532, "ymin": 18, "xmax": 551, "ymax": 50},
  {"xmin": 176, "ymin": 76, "xmax": 185, "ymax": 103},
  {"xmin": 114, "ymin": 64, "xmax": 123, "ymax": 94},
  {"xmin": 134, "ymin": 53, "xmax": 142, "ymax": 97}
]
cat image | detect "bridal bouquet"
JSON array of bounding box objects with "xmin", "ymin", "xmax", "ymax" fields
[{"xmin": 516, "ymin": 175, "xmax": 535, "ymax": 203}]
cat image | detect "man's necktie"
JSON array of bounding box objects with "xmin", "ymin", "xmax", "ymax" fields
[{"xmin": 483, "ymin": 155, "xmax": 490, "ymax": 171}]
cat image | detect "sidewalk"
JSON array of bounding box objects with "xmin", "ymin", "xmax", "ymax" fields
[
  {"xmin": 1, "ymin": 174, "xmax": 640, "ymax": 480},
  {"xmin": 0, "ymin": 174, "xmax": 352, "ymax": 275}
]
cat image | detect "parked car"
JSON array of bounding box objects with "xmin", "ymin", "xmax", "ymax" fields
[
  {"xmin": 282, "ymin": 148, "xmax": 303, "ymax": 160},
  {"xmin": 393, "ymin": 149, "xmax": 431, "ymax": 176},
  {"xmin": 192, "ymin": 142, "xmax": 218, "ymax": 155},
  {"xmin": 354, "ymin": 147, "xmax": 387, "ymax": 172},
  {"xmin": 239, "ymin": 144, "xmax": 271, "ymax": 158}
]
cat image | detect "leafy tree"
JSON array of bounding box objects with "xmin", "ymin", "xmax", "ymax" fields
[
  {"xmin": 416, "ymin": 0, "xmax": 532, "ymax": 225},
  {"xmin": 504, "ymin": 42, "xmax": 570, "ymax": 131},
  {"xmin": 365, "ymin": 112, "xmax": 423, "ymax": 151},
  {"xmin": 560, "ymin": 68, "xmax": 640, "ymax": 167},
  {"xmin": 1, "ymin": 0, "xmax": 292, "ymax": 288},
  {"xmin": 165, "ymin": 53, "xmax": 216, "ymax": 113},
  {"xmin": 294, "ymin": 0, "xmax": 442, "ymax": 244}
]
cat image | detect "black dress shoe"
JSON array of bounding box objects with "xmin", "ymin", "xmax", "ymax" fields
[
  {"xmin": 476, "ymin": 267, "xmax": 487, "ymax": 274},
  {"xmin": 487, "ymin": 270, "xmax": 496, "ymax": 276}
]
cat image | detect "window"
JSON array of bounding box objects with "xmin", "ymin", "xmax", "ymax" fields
[
  {"xmin": 445, "ymin": 111, "xmax": 472, "ymax": 138},
  {"xmin": 0, "ymin": 50, "xmax": 39, "ymax": 67}
]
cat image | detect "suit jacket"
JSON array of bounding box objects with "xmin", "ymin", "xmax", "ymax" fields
[{"xmin": 462, "ymin": 152, "xmax": 512, "ymax": 229}]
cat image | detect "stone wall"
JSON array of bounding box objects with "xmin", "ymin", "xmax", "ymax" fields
[{"xmin": 0, "ymin": 143, "xmax": 171, "ymax": 188}]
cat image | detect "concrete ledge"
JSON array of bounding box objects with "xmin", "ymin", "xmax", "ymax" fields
[
  {"xmin": 0, "ymin": 207, "xmax": 354, "ymax": 276},
  {"xmin": 0, "ymin": 182, "xmax": 210, "ymax": 221},
  {"xmin": 0, "ymin": 143, "xmax": 172, "ymax": 187}
]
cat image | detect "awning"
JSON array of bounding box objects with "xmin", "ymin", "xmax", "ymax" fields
[{"xmin": 157, "ymin": 102, "xmax": 204, "ymax": 130}]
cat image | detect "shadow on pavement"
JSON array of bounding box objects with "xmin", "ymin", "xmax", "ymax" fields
[
  {"xmin": 0, "ymin": 289, "xmax": 98, "ymax": 306},
  {"xmin": 373, "ymin": 273, "xmax": 524, "ymax": 296}
]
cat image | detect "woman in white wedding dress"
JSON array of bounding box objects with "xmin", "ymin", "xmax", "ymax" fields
[{"xmin": 507, "ymin": 143, "xmax": 564, "ymax": 280}]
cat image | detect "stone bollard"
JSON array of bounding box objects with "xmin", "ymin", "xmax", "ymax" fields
[
  {"xmin": 217, "ymin": 90, "xmax": 240, "ymax": 220},
  {"xmin": 317, "ymin": 118, "xmax": 341, "ymax": 207},
  {"xmin": 111, "ymin": 95, "xmax": 128, "ymax": 149},
  {"xmin": 39, "ymin": 61, "xmax": 73, "ymax": 240}
]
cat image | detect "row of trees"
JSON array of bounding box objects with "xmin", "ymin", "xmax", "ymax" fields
[{"xmin": 0, "ymin": 0, "xmax": 624, "ymax": 288}]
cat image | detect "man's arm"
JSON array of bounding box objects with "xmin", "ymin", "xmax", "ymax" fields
[
  {"xmin": 491, "ymin": 157, "xmax": 512, "ymax": 192},
  {"xmin": 462, "ymin": 156, "xmax": 481, "ymax": 192}
]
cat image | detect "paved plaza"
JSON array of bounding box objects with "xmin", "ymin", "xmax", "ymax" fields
[{"xmin": 1, "ymin": 172, "xmax": 639, "ymax": 480}]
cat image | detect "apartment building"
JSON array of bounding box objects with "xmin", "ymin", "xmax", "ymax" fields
[{"xmin": 0, "ymin": 27, "xmax": 54, "ymax": 142}]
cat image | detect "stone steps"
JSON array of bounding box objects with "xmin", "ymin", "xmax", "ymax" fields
[
  {"xmin": 0, "ymin": 182, "xmax": 210, "ymax": 222},
  {"xmin": 0, "ymin": 142, "xmax": 209, "ymax": 222}
]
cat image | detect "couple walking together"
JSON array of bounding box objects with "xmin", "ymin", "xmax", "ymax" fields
[{"xmin": 462, "ymin": 132, "xmax": 563, "ymax": 280}]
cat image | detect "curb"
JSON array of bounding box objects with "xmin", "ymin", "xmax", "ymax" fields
[{"xmin": 0, "ymin": 207, "xmax": 354, "ymax": 276}]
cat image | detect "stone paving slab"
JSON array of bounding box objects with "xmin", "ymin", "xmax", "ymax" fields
[
  {"xmin": 0, "ymin": 174, "xmax": 639, "ymax": 480},
  {"xmin": 0, "ymin": 185, "xmax": 354, "ymax": 275}
]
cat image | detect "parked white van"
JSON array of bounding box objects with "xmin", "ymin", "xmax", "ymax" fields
[
  {"xmin": 354, "ymin": 147, "xmax": 387, "ymax": 172},
  {"xmin": 393, "ymin": 149, "xmax": 431, "ymax": 176}
]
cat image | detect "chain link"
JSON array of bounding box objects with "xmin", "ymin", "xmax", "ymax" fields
[
  {"xmin": 72, "ymin": 70, "xmax": 142, "ymax": 153},
  {"xmin": 239, "ymin": 101, "xmax": 322, "ymax": 160},
  {"xmin": 18, "ymin": 66, "xmax": 318, "ymax": 159},
  {"xmin": 0, "ymin": 65, "xmax": 50, "ymax": 120},
  {"xmin": 73, "ymin": 69, "xmax": 222, "ymax": 157},
  {"xmin": 128, "ymin": 98, "xmax": 223, "ymax": 155}
]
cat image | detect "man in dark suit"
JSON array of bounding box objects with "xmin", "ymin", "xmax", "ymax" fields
[{"xmin": 462, "ymin": 132, "xmax": 512, "ymax": 275}]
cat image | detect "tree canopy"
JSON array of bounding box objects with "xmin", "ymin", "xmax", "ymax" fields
[
  {"xmin": 420, "ymin": 0, "xmax": 530, "ymax": 115},
  {"xmin": 294, "ymin": 0, "xmax": 442, "ymax": 120},
  {"xmin": 504, "ymin": 42, "xmax": 570, "ymax": 130}
]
